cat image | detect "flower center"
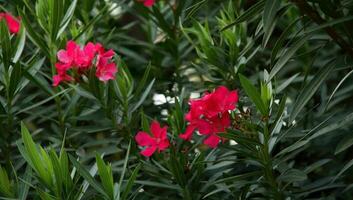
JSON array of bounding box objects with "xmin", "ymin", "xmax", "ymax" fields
[{"xmin": 156, "ymin": 138, "xmax": 161, "ymax": 143}]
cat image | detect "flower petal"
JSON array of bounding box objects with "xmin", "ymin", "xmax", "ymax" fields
[
  {"xmin": 179, "ymin": 125, "xmax": 196, "ymax": 141},
  {"xmin": 3, "ymin": 13, "xmax": 20, "ymax": 34},
  {"xmin": 158, "ymin": 139, "xmax": 170, "ymax": 151},
  {"xmin": 52, "ymin": 73, "xmax": 72, "ymax": 86},
  {"xmin": 196, "ymin": 120, "xmax": 213, "ymax": 135},
  {"xmin": 203, "ymin": 134, "xmax": 220, "ymax": 148},
  {"xmin": 96, "ymin": 62, "xmax": 117, "ymax": 82},
  {"xmin": 150, "ymin": 121, "xmax": 167, "ymax": 139},
  {"xmin": 57, "ymin": 50, "xmax": 71, "ymax": 64},
  {"xmin": 140, "ymin": 146, "xmax": 157, "ymax": 157},
  {"xmin": 135, "ymin": 131, "xmax": 155, "ymax": 147},
  {"xmin": 144, "ymin": 0, "xmax": 155, "ymax": 7}
]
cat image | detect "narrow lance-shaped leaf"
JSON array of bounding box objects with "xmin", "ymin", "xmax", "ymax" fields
[
  {"xmin": 221, "ymin": 0, "xmax": 265, "ymax": 31},
  {"xmin": 332, "ymin": 158, "xmax": 353, "ymax": 183},
  {"xmin": 96, "ymin": 154, "xmax": 114, "ymax": 200},
  {"xmin": 17, "ymin": 8, "xmax": 50, "ymax": 57},
  {"xmin": 271, "ymin": 18, "xmax": 302, "ymax": 66},
  {"xmin": 262, "ymin": 0, "xmax": 281, "ymax": 47},
  {"xmin": 69, "ymin": 155, "xmax": 108, "ymax": 199},
  {"xmin": 57, "ymin": 0, "xmax": 78, "ymax": 39},
  {"xmin": 0, "ymin": 166, "xmax": 14, "ymax": 197},
  {"xmin": 131, "ymin": 78, "xmax": 155, "ymax": 113},
  {"xmin": 13, "ymin": 22, "xmax": 26, "ymax": 63},
  {"xmin": 121, "ymin": 163, "xmax": 141, "ymax": 200},
  {"xmin": 18, "ymin": 166, "xmax": 32, "ymax": 200},
  {"xmin": 0, "ymin": 20, "xmax": 12, "ymax": 71},
  {"xmin": 289, "ymin": 60, "xmax": 335, "ymax": 123},
  {"xmin": 269, "ymin": 34, "xmax": 312, "ymax": 80},
  {"xmin": 239, "ymin": 74, "xmax": 268, "ymax": 115},
  {"xmin": 20, "ymin": 122, "xmax": 53, "ymax": 187}
]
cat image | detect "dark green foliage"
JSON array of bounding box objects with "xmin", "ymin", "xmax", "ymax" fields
[{"xmin": 1, "ymin": 0, "xmax": 353, "ymax": 199}]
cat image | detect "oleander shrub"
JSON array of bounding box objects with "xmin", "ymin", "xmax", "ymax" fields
[{"xmin": 1, "ymin": 0, "xmax": 353, "ymax": 199}]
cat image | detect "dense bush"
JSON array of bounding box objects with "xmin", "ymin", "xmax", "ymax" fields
[{"xmin": 1, "ymin": 0, "xmax": 353, "ymax": 199}]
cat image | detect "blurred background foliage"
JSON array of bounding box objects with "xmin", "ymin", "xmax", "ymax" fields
[{"xmin": 1, "ymin": 0, "xmax": 353, "ymax": 199}]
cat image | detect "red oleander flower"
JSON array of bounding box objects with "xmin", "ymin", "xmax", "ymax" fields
[
  {"xmin": 53, "ymin": 73, "xmax": 73, "ymax": 87},
  {"xmin": 52, "ymin": 63, "xmax": 73, "ymax": 86},
  {"xmin": 76, "ymin": 42, "xmax": 97, "ymax": 69},
  {"xmin": 180, "ymin": 86, "xmax": 238, "ymax": 148},
  {"xmin": 95, "ymin": 43, "xmax": 118, "ymax": 82},
  {"xmin": 53, "ymin": 41, "xmax": 118, "ymax": 86},
  {"xmin": 143, "ymin": 0, "xmax": 155, "ymax": 7},
  {"xmin": 96, "ymin": 57, "xmax": 117, "ymax": 82},
  {"xmin": 57, "ymin": 41, "xmax": 80, "ymax": 66},
  {"xmin": 0, "ymin": 12, "xmax": 20, "ymax": 34},
  {"xmin": 135, "ymin": 121, "xmax": 170, "ymax": 157}
]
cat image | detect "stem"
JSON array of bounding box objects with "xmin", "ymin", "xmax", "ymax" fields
[
  {"xmin": 3, "ymin": 79, "xmax": 14, "ymax": 172},
  {"xmin": 182, "ymin": 187, "xmax": 192, "ymax": 200},
  {"xmin": 262, "ymin": 120, "xmax": 282, "ymax": 199},
  {"xmin": 49, "ymin": 41, "xmax": 65, "ymax": 137}
]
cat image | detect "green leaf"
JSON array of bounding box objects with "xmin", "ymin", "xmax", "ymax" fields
[
  {"xmin": 20, "ymin": 122, "xmax": 53, "ymax": 187},
  {"xmin": 117, "ymin": 141, "xmax": 131, "ymax": 199},
  {"xmin": 134, "ymin": 180, "xmax": 180, "ymax": 190},
  {"xmin": 277, "ymin": 140, "xmax": 309, "ymax": 157},
  {"xmin": 325, "ymin": 69, "xmax": 353, "ymax": 111},
  {"xmin": 69, "ymin": 155, "xmax": 108, "ymax": 199},
  {"xmin": 77, "ymin": 159, "xmax": 99, "ymax": 200},
  {"xmin": 268, "ymin": 34, "xmax": 311, "ymax": 80},
  {"xmin": 48, "ymin": 149, "xmax": 63, "ymax": 196},
  {"xmin": 96, "ymin": 154, "xmax": 114, "ymax": 200},
  {"xmin": 8, "ymin": 62, "xmax": 23, "ymax": 98},
  {"xmin": 59, "ymin": 150, "xmax": 73, "ymax": 190},
  {"xmin": 239, "ymin": 74, "xmax": 268, "ymax": 115},
  {"xmin": 57, "ymin": 0, "xmax": 78, "ymax": 39},
  {"xmin": 302, "ymin": 15, "xmax": 353, "ymax": 36},
  {"xmin": 277, "ymin": 169, "xmax": 307, "ymax": 183},
  {"xmin": 16, "ymin": 88, "xmax": 70, "ymax": 115},
  {"xmin": 309, "ymin": 112, "xmax": 353, "ymax": 140},
  {"xmin": 12, "ymin": 23, "xmax": 26, "ymax": 63},
  {"xmin": 221, "ymin": 0, "xmax": 265, "ymax": 31},
  {"xmin": 270, "ymin": 18, "xmax": 301, "ymax": 66},
  {"xmin": 262, "ymin": 0, "xmax": 281, "ymax": 47},
  {"xmin": 49, "ymin": 0, "xmax": 63, "ymax": 41},
  {"xmin": 304, "ymin": 159, "xmax": 331, "ymax": 174},
  {"xmin": 332, "ymin": 159, "xmax": 353, "ymax": 183},
  {"xmin": 121, "ymin": 163, "xmax": 141, "ymax": 200},
  {"xmin": 0, "ymin": 20, "xmax": 12, "ymax": 70},
  {"xmin": 335, "ymin": 136, "xmax": 353, "ymax": 155},
  {"xmin": 18, "ymin": 166, "xmax": 32, "ymax": 200},
  {"xmin": 289, "ymin": 61, "xmax": 335, "ymax": 123},
  {"xmin": 73, "ymin": 5, "xmax": 109, "ymax": 41},
  {"xmin": 151, "ymin": 6, "xmax": 174, "ymax": 38},
  {"xmin": 17, "ymin": 8, "xmax": 50, "ymax": 57},
  {"xmin": 213, "ymin": 171, "xmax": 262, "ymax": 184},
  {"xmin": 275, "ymin": 73, "xmax": 299, "ymax": 93},
  {"xmin": 130, "ymin": 79, "xmax": 155, "ymax": 113},
  {"xmin": 0, "ymin": 166, "xmax": 14, "ymax": 197},
  {"xmin": 270, "ymin": 94, "xmax": 287, "ymax": 136},
  {"xmin": 134, "ymin": 63, "xmax": 152, "ymax": 97}
]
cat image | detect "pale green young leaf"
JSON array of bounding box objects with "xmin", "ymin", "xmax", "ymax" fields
[{"xmin": 239, "ymin": 74, "xmax": 268, "ymax": 115}]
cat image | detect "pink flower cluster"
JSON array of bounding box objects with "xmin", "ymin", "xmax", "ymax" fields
[
  {"xmin": 53, "ymin": 41, "xmax": 118, "ymax": 86},
  {"xmin": 179, "ymin": 86, "xmax": 238, "ymax": 148},
  {"xmin": 135, "ymin": 86, "xmax": 239, "ymax": 157},
  {"xmin": 0, "ymin": 12, "xmax": 20, "ymax": 34}
]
